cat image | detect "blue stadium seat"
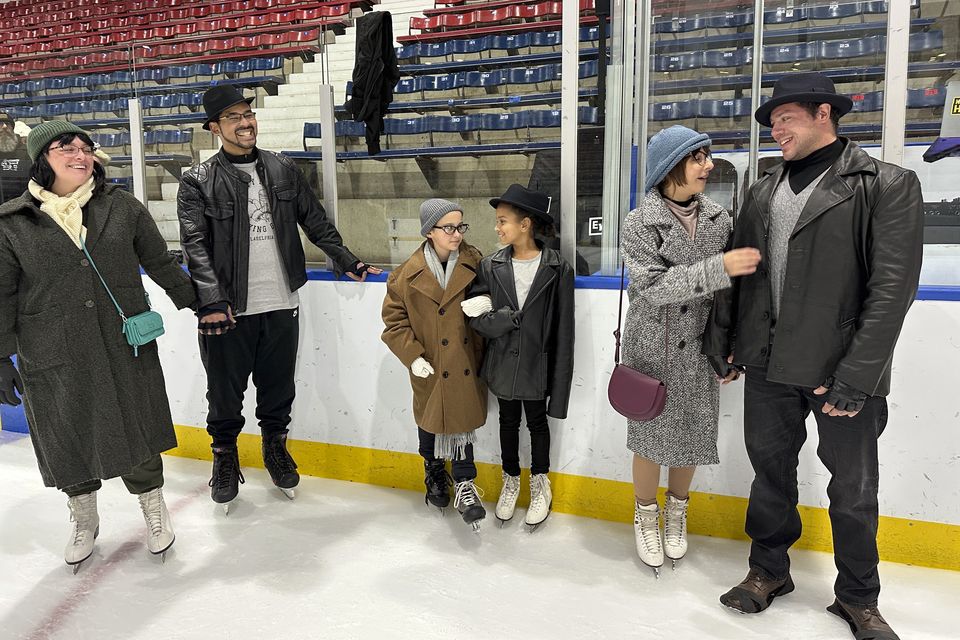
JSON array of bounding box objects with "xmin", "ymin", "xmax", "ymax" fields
[
  {"xmin": 580, "ymin": 26, "xmax": 599, "ymax": 43},
  {"xmin": 481, "ymin": 112, "xmax": 525, "ymax": 131},
  {"xmin": 395, "ymin": 77, "xmax": 421, "ymax": 94},
  {"xmin": 849, "ymin": 91, "xmax": 883, "ymax": 113},
  {"xmin": 304, "ymin": 123, "xmax": 322, "ymax": 140},
  {"xmin": 764, "ymin": 6, "xmax": 808, "ymax": 25},
  {"xmin": 222, "ymin": 60, "xmax": 247, "ymax": 75},
  {"xmin": 88, "ymin": 74, "xmax": 112, "ymax": 88},
  {"xmin": 907, "ymin": 86, "xmax": 946, "ymax": 108},
  {"xmin": 430, "ymin": 115, "xmax": 482, "ymax": 132},
  {"xmin": 810, "ymin": 3, "xmax": 861, "ymax": 19},
  {"xmin": 579, "ymin": 106, "xmax": 599, "ymax": 124},
  {"xmin": 579, "ymin": 60, "xmax": 598, "ymax": 79},
  {"xmin": 180, "ymin": 93, "xmax": 204, "ymax": 108},
  {"xmin": 649, "ymin": 100, "xmax": 697, "ymax": 121},
  {"xmin": 909, "ymin": 30, "xmax": 944, "ymax": 53},
  {"xmin": 192, "ymin": 63, "xmax": 221, "ymax": 77},
  {"xmin": 384, "ymin": 118, "xmax": 430, "ymax": 135},
  {"xmin": 655, "ymin": 16, "xmax": 706, "ymax": 34},
  {"xmin": 528, "ymin": 110, "xmax": 562, "ymax": 128},
  {"xmin": 699, "ymin": 98, "xmax": 751, "ymax": 118},
  {"xmin": 704, "ymin": 49, "xmax": 751, "ymax": 68},
  {"xmin": 39, "ymin": 103, "xmax": 65, "ymax": 118},
  {"xmin": 705, "ymin": 12, "xmax": 752, "ymax": 29},
  {"xmin": 465, "ymin": 71, "xmax": 505, "ymax": 88},
  {"xmin": 155, "ymin": 130, "xmax": 193, "ymax": 145},
  {"xmin": 507, "ymin": 65, "xmax": 554, "ymax": 85},
  {"xmin": 532, "ymin": 31, "xmax": 563, "ymax": 47},
  {"xmin": 1, "ymin": 82, "xmax": 22, "ymax": 95},
  {"xmin": 436, "ymin": 74, "xmax": 460, "ymax": 91},
  {"xmin": 40, "ymin": 78, "xmax": 68, "ymax": 91},
  {"xmin": 490, "ymin": 33, "xmax": 531, "ymax": 51},
  {"xmin": 335, "ymin": 120, "xmax": 366, "ymax": 137},
  {"xmin": 655, "ymin": 52, "xmax": 702, "ymax": 72},
  {"xmin": 90, "ymin": 99, "xmax": 116, "ymax": 113},
  {"xmin": 764, "ymin": 42, "xmax": 816, "ymax": 63},
  {"xmin": 819, "ymin": 36, "xmax": 881, "ymax": 60},
  {"xmin": 251, "ymin": 56, "xmax": 283, "ymax": 72},
  {"xmin": 109, "ymin": 72, "xmax": 135, "ymax": 84},
  {"xmin": 424, "ymin": 41, "xmax": 449, "ymax": 58},
  {"xmin": 396, "ymin": 44, "xmax": 418, "ymax": 61},
  {"xmin": 136, "ymin": 68, "xmax": 166, "ymax": 83},
  {"xmin": 107, "ymin": 177, "xmax": 133, "ymax": 192}
]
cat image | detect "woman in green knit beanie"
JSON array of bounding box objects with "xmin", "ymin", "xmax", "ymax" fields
[{"xmin": 0, "ymin": 120, "xmax": 197, "ymax": 572}]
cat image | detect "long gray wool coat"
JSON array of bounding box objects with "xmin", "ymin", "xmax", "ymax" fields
[
  {"xmin": 0, "ymin": 185, "xmax": 196, "ymax": 489},
  {"xmin": 620, "ymin": 191, "xmax": 733, "ymax": 467}
]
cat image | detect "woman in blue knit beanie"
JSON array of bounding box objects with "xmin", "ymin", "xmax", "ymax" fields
[{"xmin": 619, "ymin": 125, "xmax": 762, "ymax": 575}]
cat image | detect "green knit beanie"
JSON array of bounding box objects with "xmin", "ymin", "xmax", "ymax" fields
[{"xmin": 27, "ymin": 120, "xmax": 89, "ymax": 162}]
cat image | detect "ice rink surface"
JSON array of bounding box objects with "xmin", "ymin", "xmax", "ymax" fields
[{"xmin": 0, "ymin": 431, "xmax": 954, "ymax": 640}]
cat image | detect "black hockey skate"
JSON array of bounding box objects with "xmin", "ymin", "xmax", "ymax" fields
[
  {"xmin": 209, "ymin": 445, "xmax": 245, "ymax": 515},
  {"xmin": 453, "ymin": 479, "xmax": 486, "ymax": 533},
  {"xmin": 262, "ymin": 432, "xmax": 300, "ymax": 500},
  {"xmin": 424, "ymin": 459, "xmax": 452, "ymax": 511}
]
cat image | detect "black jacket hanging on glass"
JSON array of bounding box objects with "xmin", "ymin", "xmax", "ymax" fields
[{"xmin": 344, "ymin": 11, "xmax": 400, "ymax": 155}]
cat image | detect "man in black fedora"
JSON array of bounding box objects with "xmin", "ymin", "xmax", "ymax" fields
[
  {"xmin": 702, "ymin": 72, "xmax": 923, "ymax": 639},
  {"xmin": 177, "ymin": 85, "xmax": 382, "ymax": 512}
]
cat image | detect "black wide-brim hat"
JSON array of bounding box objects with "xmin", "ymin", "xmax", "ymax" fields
[
  {"xmin": 202, "ymin": 85, "xmax": 255, "ymax": 131},
  {"xmin": 489, "ymin": 183, "xmax": 554, "ymax": 224},
  {"xmin": 754, "ymin": 72, "xmax": 853, "ymax": 127}
]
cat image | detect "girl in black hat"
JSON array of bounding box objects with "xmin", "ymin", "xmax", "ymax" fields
[{"xmin": 461, "ymin": 184, "xmax": 575, "ymax": 531}]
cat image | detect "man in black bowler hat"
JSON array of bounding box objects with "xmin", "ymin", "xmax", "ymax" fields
[
  {"xmin": 177, "ymin": 85, "xmax": 382, "ymax": 512},
  {"xmin": 703, "ymin": 72, "xmax": 923, "ymax": 639}
]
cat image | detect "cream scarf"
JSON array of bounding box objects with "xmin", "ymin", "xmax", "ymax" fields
[{"xmin": 28, "ymin": 177, "xmax": 95, "ymax": 249}]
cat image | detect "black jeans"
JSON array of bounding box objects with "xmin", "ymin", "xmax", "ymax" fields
[
  {"xmin": 498, "ymin": 397, "xmax": 550, "ymax": 476},
  {"xmin": 62, "ymin": 455, "xmax": 164, "ymax": 497},
  {"xmin": 199, "ymin": 308, "xmax": 299, "ymax": 448},
  {"xmin": 743, "ymin": 367, "xmax": 888, "ymax": 605},
  {"xmin": 417, "ymin": 428, "xmax": 476, "ymax": 482}
]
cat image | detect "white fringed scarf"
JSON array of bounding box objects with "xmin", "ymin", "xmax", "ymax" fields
[{"xmin": 28, "ymin": 177, "xmax": 95, "ymax": 249}]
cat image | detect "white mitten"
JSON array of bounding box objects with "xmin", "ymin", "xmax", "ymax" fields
[
  {"xmin": 411, "ymin": 357, "xmax": 435, "ymax": 378},
  {"xmin": 460, "ymin": 295, "xmax": 493, "ymax": 317}
]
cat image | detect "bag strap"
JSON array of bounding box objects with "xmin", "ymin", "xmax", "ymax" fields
[
  {"xmin": 613, "ymin": 260, "xmax": 669, "ymax": 373},
  {"xmin": 79, "ymin": 235, "xmax": 127, "ymax": 322}
]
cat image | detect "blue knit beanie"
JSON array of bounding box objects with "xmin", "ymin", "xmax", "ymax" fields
[{"xmin": 644, "ymin": 125, "xmax": 711, "ymax": 193}]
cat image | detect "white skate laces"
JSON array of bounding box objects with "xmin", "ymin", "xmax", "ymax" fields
[
  {"xmin": 663, "ymin": 494, "xmax": 689, "ymax": 561},
  {"xmin": 634, "ymin": 501, "xmax": 664, "ymax": 572},
  {"xmin": 495, "ymin": 473, "xmax": 521, "ymax": 522},
  {"xmin": 454, "ymin": 480, "xmax": 484, "ymax": 509},
  {"xmin": 525, "ymin": 473, "xmax": 552, "ymax": 527},
  {"xmin": 137, "ymin": 487, "xmax": 175, "ymax": 558},
  {"xmin": 65, "ymin": 491, "xmax": 99, "ymax": 570}
]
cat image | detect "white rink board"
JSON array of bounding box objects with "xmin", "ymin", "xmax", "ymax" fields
[{"xmin": 146, "ymin": 278, "xmax": 960, "ymax": 526}]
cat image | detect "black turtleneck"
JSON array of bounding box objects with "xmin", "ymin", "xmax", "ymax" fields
[
  {"xmin": 222, "ymin": 147, "xmax": 259, "ymax": 164},
  {"xmin": 663, "ymin": 194, "xmax": 697, "ymax": 207},
  {"xmin": 785, "ymin": 138, "xmax": 845, "ymax": 194}
]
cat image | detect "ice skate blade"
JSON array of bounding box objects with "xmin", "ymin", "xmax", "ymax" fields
[
  {"xmin": 220, "ymin": 501, "xmax": 234, "ymax": 516},
  {"xmin": 471, "ymin": 521, "xmax": 481, "ymax": 534},
  {"xmin": 280, "ymin": 487, "xmax": 296, "ymax": 500},
  {"xmin": 69, "ymin": 561, "xmax": 83, "ymax": 575}
]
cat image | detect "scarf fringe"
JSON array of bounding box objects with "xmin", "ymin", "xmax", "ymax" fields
[{"xmin": 434, "ymin": 431, "xmax": 477, "ymax": 461}]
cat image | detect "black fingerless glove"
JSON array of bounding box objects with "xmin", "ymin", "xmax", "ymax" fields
[
  {"xmin": 196, "ymin": 301, "xmax": 229, "ymax": 318},
  {"xmin": 707, "ymin": 355, "xmax": 742, "ymax": 378},
  {"xmin": 0, "ymin": 356, "xmax": 23, "ymax": 406},
  {"xmin": 348, "ymin": 261, "xmax": 370, "ymax": 277},
  {"xmin": 822, "ymin": 376, "xmax": 868, "ymax": 413}
]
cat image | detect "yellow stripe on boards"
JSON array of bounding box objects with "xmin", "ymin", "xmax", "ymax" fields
[{"xmin": 167, "ymin": 424, "xmax": 959, "ymax": 571}]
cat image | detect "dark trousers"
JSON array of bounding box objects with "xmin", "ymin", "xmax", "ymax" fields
[
  {"xmin": 199, "ymin": 308, "xmax": 299, "ymax": 448},
  {"xmin": 498, "ymin": 397, "xmax": 550, "ymax": 476},
  {"xmin": 62, "ymin": 455, "xmax": 164, "ymax": 497},
  {"xmin": 743, "ymin": 367, "xmax": 887, "ymax": 605},
  {"xmin": 417, "ymin": 427, "xmax": 476, "ymax": 482}
]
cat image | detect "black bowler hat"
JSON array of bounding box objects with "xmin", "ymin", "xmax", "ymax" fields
[
  {"xmin": 201, "ymin": 85, "xmax": 255, "ymax": 131},
  {"xmin": 754, "ymin": 72, "xmax": 853, "ymax": 127},
  {"xmin": 490, "ymin": 183, "xmax": 553, "ymax": 224}
]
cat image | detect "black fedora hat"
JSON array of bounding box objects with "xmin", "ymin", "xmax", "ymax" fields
[
  {"xmin": 489, "ymin": 183, "xmax": 553, "ymax": 224},
  {"xmin": 754, "ymin": 72, "xmax": 853, "ymax": 127},
  {"xmin": 202, "ymin": 85, "xmax": 255, "ymax": 131}
]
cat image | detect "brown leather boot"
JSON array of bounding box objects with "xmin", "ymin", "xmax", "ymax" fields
[
  {"xmin": 827, "ymin": 598, "xmax": 900, "ymax": 640},
  {"xmin": 720, "ymin": 568, "xmax": 795, "ymax": 613}
]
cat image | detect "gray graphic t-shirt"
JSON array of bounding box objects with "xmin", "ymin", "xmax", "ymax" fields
[{"xmin": 235, "ymin": 161, "xmax": 299, "ymax": 316}]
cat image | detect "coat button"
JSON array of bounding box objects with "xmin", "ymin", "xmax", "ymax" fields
[
  {"xmin": 441, "ymin": 338, "xmax": 449, "ymax": 346},
  {"xmin": 759, "ymin": 270, "xmax": 767, "ymax": 278},
  {"xmin": 438, "ymin": 308, "xmax": 445, "ymax": 316},
  {"xmin": 677, "ymin": 340, "xmax": 686, "ymax": 349},
  {"xmin": 464, "ymin": 369, "xmax": 470, "ymax": 376},
  {"xmin": 761, "ymin": 311, "xmax": 770, "ymax": 320},
  {"xmin": 463, "ymin": 337, "xmax": 469, "ymax": 344},
  {"xmin": 511, "ymin": 349, "xmax": 518, "ymax": 356},
  {"xmin": 694, "ymin": 286, "xmax": 703, "ymax": 293},
  {"xmin": 442, "ymin": 371, "xmax": 449, "ymax": 378},
  {"xmin": 80, "ymin": 258, "xmax": 89, "ymax": 267},
  {"xmin": 680, "ymin": 305, "xmax": 688, "ymax": 314},
  {"xmin": 84, "ymin": 300, "xmax": 94, "ymax": 308},
  {"xmin": 760, "ymin": 346, "xmax": 767, "ymax": 356}
]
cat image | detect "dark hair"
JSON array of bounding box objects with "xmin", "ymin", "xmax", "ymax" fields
[
  {"xmin": 797, "ymin": 101, "xmax": 841, "ymax": 132},
  {"xmin": 29, "ymin": 132, "xmax": 106, "ymax": 194},
  {"xmin": 658, "ymin": 146, "xmax": 711, "ymax": 193},
  {"xmin": 502, "ymin": 203, "xmax": 556, "ymax": 239}
]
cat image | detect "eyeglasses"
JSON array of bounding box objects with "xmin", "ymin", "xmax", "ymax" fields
[
  {"xmin": 432, "ymin": 223, "xmax": 470, "ymax": 235},
  {"xmin": 691, "ymin": 149, "xmax": 713, "ymax": 166},
  {"xmin": 49, "ymin": 144, "xmax": 96, "ymax": 157},
  {"xmin": 219, "ymin": 111, "xmax": 257, "ymax": 124}
]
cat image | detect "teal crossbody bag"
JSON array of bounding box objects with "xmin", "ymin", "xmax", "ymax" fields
[{"xmin": 80, "ymin": 237, "xmax": 164, "ymax": 357}]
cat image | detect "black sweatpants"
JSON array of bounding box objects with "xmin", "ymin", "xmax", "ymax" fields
[
  {"xmin": 199, "ymin": 308, "xmax": 299, "ymax": 448},
  {"xmin": 62, "ymin": 455, "xmax": 164, "ymax": 497},
  {"xmin": 498, "ymin": 397, "xmax": 550, "ymax": 476},
  {"xmin": 417, "ymin": 428, "xmax": 477, "ymax": 482}
]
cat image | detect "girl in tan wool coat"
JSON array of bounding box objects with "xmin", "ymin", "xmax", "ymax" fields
[{"xmin": 381, "ymin": 199, "xmax": 488, "ymax": 531}]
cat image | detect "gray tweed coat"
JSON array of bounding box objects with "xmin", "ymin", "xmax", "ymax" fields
[
  {"xmin": 0, "ymin": 186, "xmax": 196, "ymax": 489},
  {"xmin": 620, "ymin": 191, "xmax": 732, "ymax": 466}
]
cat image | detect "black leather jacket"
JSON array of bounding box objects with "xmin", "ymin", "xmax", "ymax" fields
[
  {"xmin": 468, "ymin": 243, "xmax": 575, "ymax": 419},
  {"xmin": 177, "ymin": 149, "xmax": 359, "ymax": 313},
  {"xmin": 702, "ymin": 139, "xmax": 924, "ymax": 396}
]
